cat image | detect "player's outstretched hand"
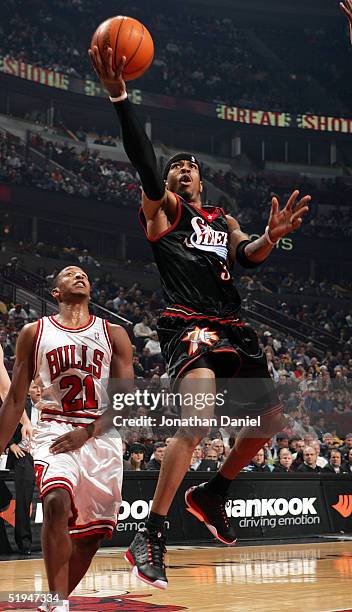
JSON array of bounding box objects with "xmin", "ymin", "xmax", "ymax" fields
[
  {"xmin": 21, "ymin": 421, "xmax": 33, "ymax": 442},
  {"xmin": 267, "ymin": 190, "xmax": 311, "ymax": 242},
  {"xmin": 88, "ymin": 45, "xmax": 127, "ymax": 98},
  {"xmin": 340, "ymin": 1, "xmax": 352, "ymax": 43},
  {"xmin": 49, "ymin": 428, "xmax": 90, "ymax": 454}
]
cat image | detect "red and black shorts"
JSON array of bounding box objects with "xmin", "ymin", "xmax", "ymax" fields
[{"xmin": 157, "ymin": 305, "xmax": 281, "ymax": 417}]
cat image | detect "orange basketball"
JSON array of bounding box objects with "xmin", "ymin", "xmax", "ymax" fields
[{"xmin": 91, "ymin": 16, "xmax": 154, "ymax": 81}]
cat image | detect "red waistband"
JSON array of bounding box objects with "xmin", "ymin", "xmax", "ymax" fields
[{"xmin": 161, "ymin": 305, "xmax": 244, "ymax": 325}]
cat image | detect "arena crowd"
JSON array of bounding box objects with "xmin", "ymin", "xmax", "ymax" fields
[{"xmin": 0, "ymin": 0, "xmax": 349, "ymax": 115}]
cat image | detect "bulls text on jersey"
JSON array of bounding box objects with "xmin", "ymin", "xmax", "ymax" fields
[{"xmin": 46, "ymin": 345, "xmax": 104, "ymax": 383}]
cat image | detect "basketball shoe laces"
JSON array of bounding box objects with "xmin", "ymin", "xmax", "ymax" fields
[
  {"xmin": 212, "ymin": 494, "xmax": 230, "ymax": 527},
  {"xmin": 145, "ymin": 529, "xmax": 166, "ymax": 567},
  {"xmin": 220, "ymin": 499, "xmax": 230, "ymax": 527}
]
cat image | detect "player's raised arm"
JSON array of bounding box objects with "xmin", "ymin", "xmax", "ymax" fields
[
  {"xmin": 227, "ymin": 190, "xmax": 311, "ymax": 267},
  {"xmin": 0, "ymin": 323, "xmax": 37, "ymax": 453},
  {"xmin": 88, "ymin": 46, "xmax": 177, "ymax": 222}
]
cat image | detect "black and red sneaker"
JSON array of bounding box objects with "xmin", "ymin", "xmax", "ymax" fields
[
  {"xmin": 185, "ymin": 482, "xmax": 237, "ymax": 545},
  {"xmin": 125, "ymin": 528, "xmax": 168, "ymax": 590}
]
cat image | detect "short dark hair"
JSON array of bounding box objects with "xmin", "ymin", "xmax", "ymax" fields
[
  {"xmin": 329, "ymin": 448, "xmax": 342, "ymax": 459},
  {"xmin": 278, "ymin": 447, "xmax": 292, "ymax": 459},
  {"xmin": 51, "ymin": 266, "xmax": 87, "ymax": 290},
  {"xmin": 153, "ymin": 442, "xmax": 166, "ymax": 451}
]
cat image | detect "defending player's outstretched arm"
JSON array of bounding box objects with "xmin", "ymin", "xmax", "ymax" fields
[
  {"xmin": 228, "ymin": 190, "xmax": 311, "ymax": 267},
  {"xmin": 0, "ymin": 323, "xmax": 37, "ymax": 454}
]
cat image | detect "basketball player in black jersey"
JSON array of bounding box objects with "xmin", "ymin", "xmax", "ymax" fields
[{"xmin": 89, "ymin": 46, "xmax": 311, "ymax": 589}]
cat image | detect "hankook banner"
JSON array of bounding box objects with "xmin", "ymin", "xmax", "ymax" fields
[{"xmin": 1, "ymin": 472, "xmax": 351, "ymax": 553}]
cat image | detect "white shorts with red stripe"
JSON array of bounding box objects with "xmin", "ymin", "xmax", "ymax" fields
[{"xmin": 32, "ymin": 420, "xmax": 123, "ymax": 539}]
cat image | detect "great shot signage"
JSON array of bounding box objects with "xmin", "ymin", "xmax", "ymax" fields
[{"xmin": 2, "ymin": 55, "xmax": 352, "ymax": 135}]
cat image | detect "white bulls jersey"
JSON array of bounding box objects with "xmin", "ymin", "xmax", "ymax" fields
[{"xmin": 33, "ymin": 315, "xmax": 112, "ymax": 426}]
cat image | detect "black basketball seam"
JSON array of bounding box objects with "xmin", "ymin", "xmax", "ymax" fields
[
  {"xmin": 114, "ymin": 18, "xmax": 125, "ymax": 70},
  {"xmin": 124, "ymin": 24, "xmax": 145, "ymax": 69},
  {"xmin": 124, "ymin": 55, "xmax": 153, "ymax": 76}
]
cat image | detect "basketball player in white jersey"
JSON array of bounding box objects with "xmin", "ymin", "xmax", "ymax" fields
[{"xmin": 0, "ymin": 266, "xmax": 134, "ymax": 612}]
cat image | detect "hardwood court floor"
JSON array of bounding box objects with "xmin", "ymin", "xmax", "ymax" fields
[{"xmin": 0, "ymin": 540, "xmax": 352, "ymax": 611}]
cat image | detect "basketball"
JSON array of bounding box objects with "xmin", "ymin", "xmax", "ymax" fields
[{"xmin": 90, "ymin": 16, "xmax": 154, "ymax": 81}]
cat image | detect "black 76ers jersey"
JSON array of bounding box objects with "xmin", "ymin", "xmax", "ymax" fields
[{"xmin": 139, "ymin": 194, "xmax": 242, "ymax": 317}]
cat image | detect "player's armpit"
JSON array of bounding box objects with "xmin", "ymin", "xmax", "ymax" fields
[
  {"xmin": 109, "ymin": 324, "xmax": 134, "ymax": 387},
  {"xmin": 0, "ymin": 322, "xmax": 37, "ymax": 453},
  {"xmin": 141, "ymin": 189, "xmax": 178, "ymax": 221}
]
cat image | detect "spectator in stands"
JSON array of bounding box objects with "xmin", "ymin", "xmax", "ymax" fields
[
  {"xmin": 132, "ymin": 355, "xmax": 145, "ymax": 378},
  {"xmin": 274, "ymin": 432, "xmax": 289, "ymax": 453},
  {"xmin": 23, "ymin": 302, "xmax": 38, "ymax": 322},
  {"xmin": 145, "ymin": 331, "xmax": 162, "ymax": 357},
  {"xmin": 288, "ymin": 436, "xmax": 302, "ymax": 453},
  {"xmin": 323, "ymin": 449, "xmax": 348, "ymax": 474},
  {"xmin": 112, "ymin": 287, "xmax": 127, "ymax": 311},
  {"xmin": 189, "ymin": 445, "xmax": 204, "ymax": 471},
  {"xmin": 245, "ymin": 448, "xmax": 272, "ymax": 472},
  {"xmin": 339, "ymin": 433, "xmax": 352, "ymax": 459},
  {"xmin": 312, "ymin": 440, "xmax": 328, "ymax": 469},
  {"xmin": 304, "ymin": 385, "xmax": 321, "ymax": 414},
  {"xmin": 273, "ymin": 448, "xmax": 294, "ymax": 473},
  {"xmin": 322, "ymin": 432, "xmax": 335, "ymax": 451},
  {"xmin": 123, "ymin": 443, "xmax": 148, "ymax": 471},
  {"xmin": 342, "ymin": 448, "xmax": 352, "ymax": 474},
  {"xmin": 8, "ymin": 303, "xmax": 28, "ymax": 329},
  {"xmin": 297, "ymin": 447, "xmax": 321, "ymax": 472},
  {"xmin": 296, "ymin": 415, "xmax": 318, "ymax": 439},
  {"xmin": 194, "ymin": 448, "xmax": 219, "ymax": 472},
  {"xmin": 314, "ymin": 416, "xmax": 328, "ymax": 439},
  {"xmin": 211, "ymin": 439, "xmax": 226, "ymax": 464},
  {"xmin": 147, "ymin": 442, "xmax": 166, "ymax": 470},
  {"xmin": 133, "ymin": 315, "xmax": 153, "ymax": 350},
  {"xmin": 140, "ymin": 347, "xmax": 158, "ymax": 376},
  {"xmin": 78, "ymin": 249, "xmax": 100, "ymax": 267}
]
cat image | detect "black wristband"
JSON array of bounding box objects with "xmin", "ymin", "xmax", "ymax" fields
[{"xmin": 236, "ymin": 240, "xmax": 263, "ymax": 269}]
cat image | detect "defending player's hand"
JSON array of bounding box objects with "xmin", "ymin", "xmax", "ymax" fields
[
  {"xmin": 267, "ymin": 190, "xmax": 311, "ymax": 242},
  {"xmin": 340, "ymin": 0, "xmax": 352, "ymax": 43},
  {"xmin": 49, "ymin": 428, "xmax": 90, "ymax": 454},
  {"xmin": 10, "ymin": 443, "xmax": 26, "ymax": 459},
  {"xmin": 21, "ymin": 421, "xmax": 33, "ymax": 442},
  {"xmin": 88, "ymin": 45, "xmax": 127, "ymax": 98}
]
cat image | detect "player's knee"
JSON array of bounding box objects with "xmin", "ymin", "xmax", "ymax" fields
[
  {"xmin": 75, "ymin": 534, "xmax": 102, "ymax": 557},
  {"xmin": 259, "ymin": 402, "xmax": 286, "ymax": 432},
  {"xmin": 43, "ymin": 489, "xmax": 72, "ymax": 523}
]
